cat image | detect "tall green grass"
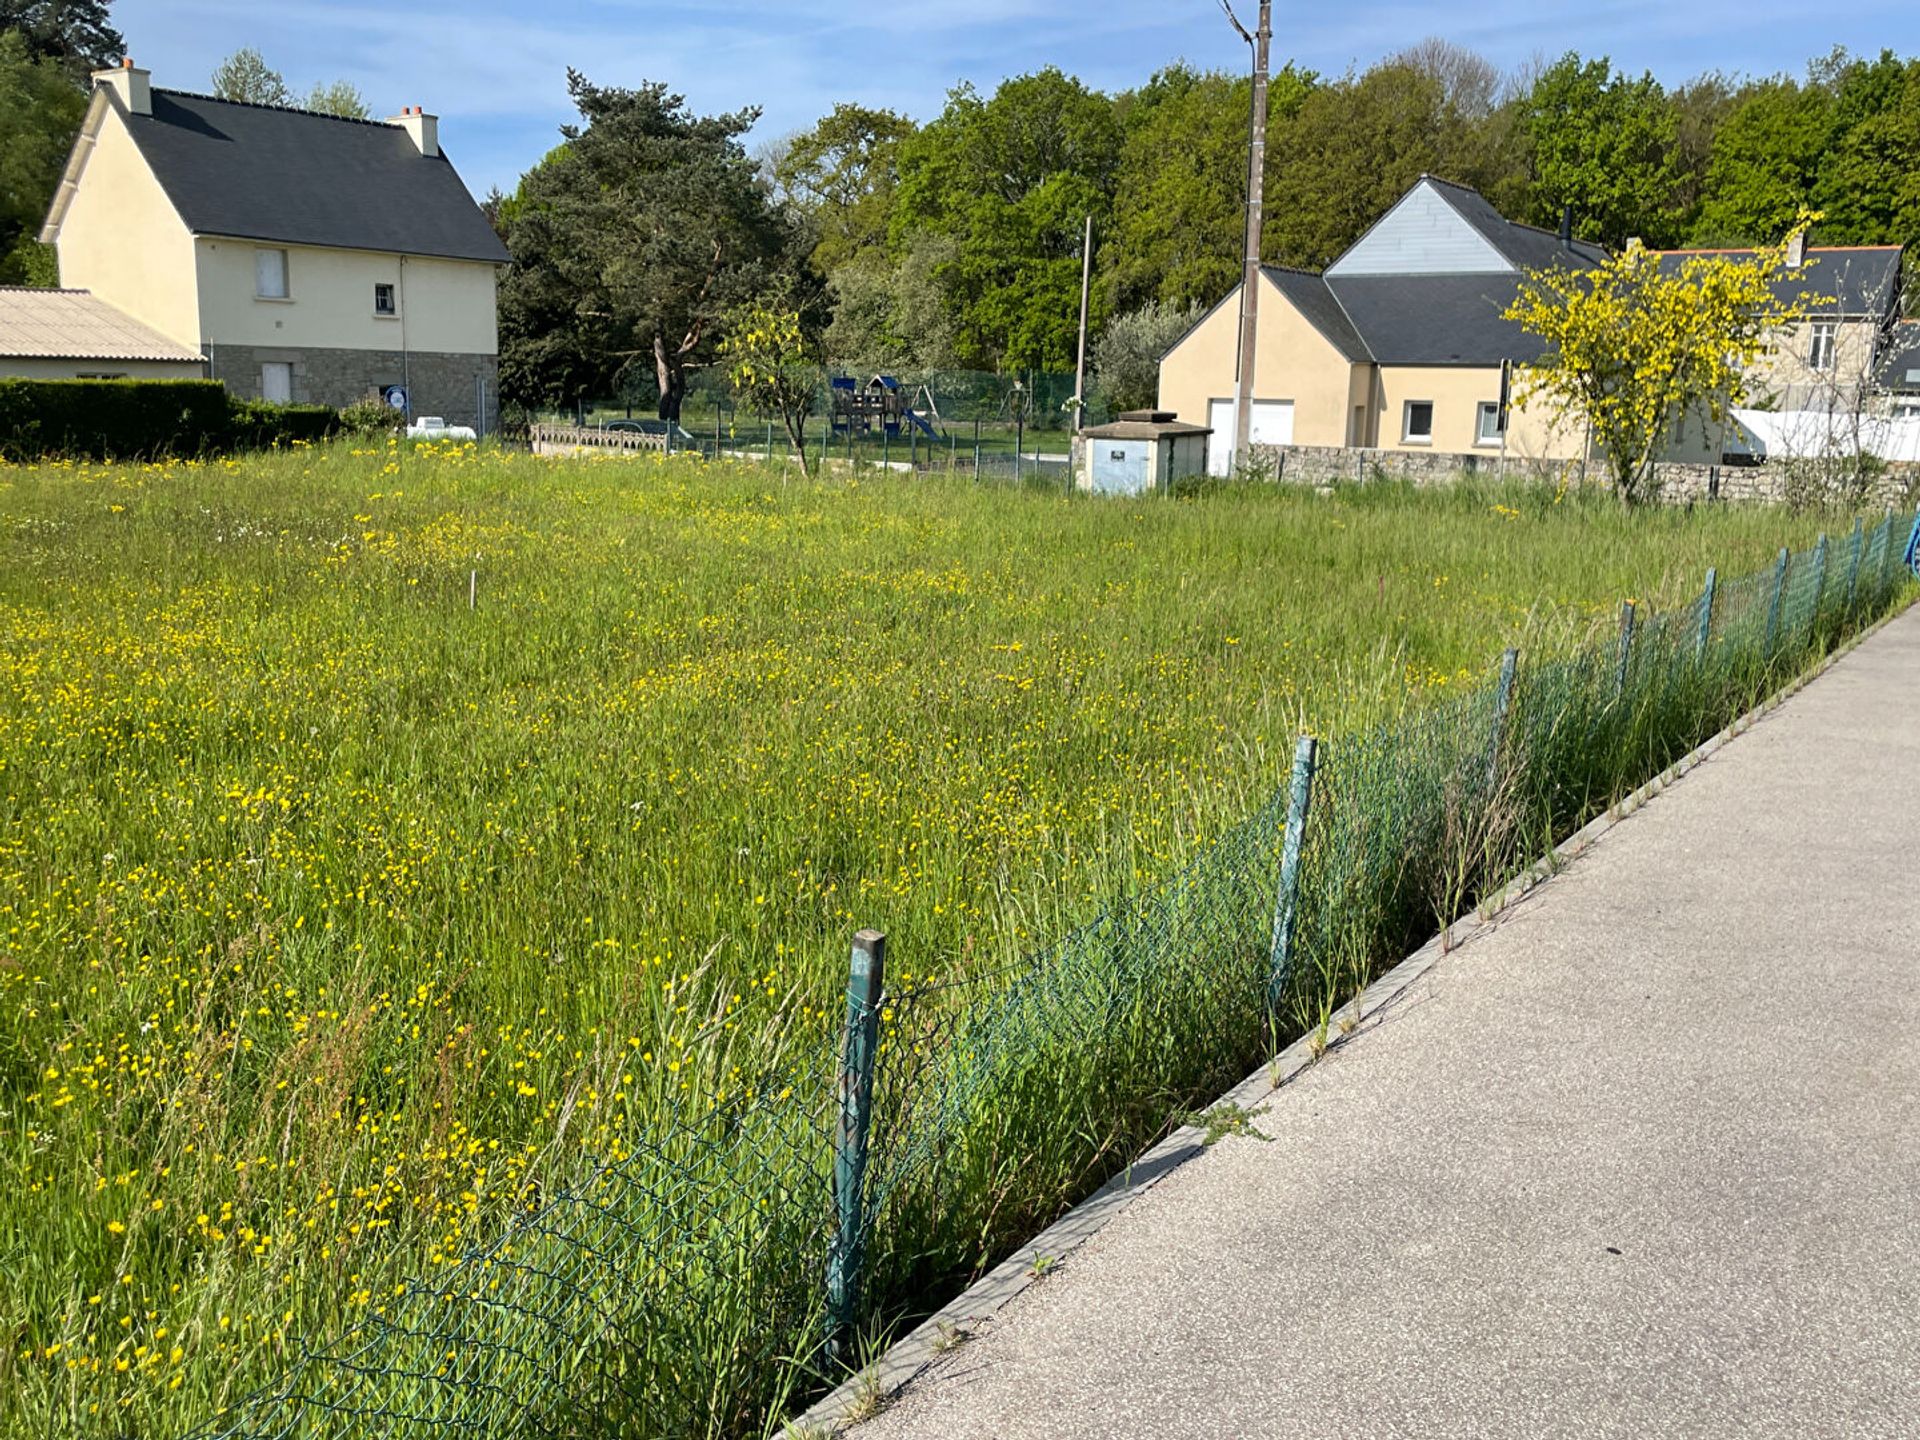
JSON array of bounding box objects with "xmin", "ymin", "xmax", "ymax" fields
[{"xmin": 0, "ymin": 439, "xmax": 1893, "ymax": 1436}]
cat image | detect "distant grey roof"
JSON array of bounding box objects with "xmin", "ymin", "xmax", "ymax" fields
[
  {"xmin": 1263, "ymin": 266, "xmax": 1370, "ymax": 361},
  {"xmin": 1415, "ymin": 175, "xmax": 1610, "ymax": 271},
  {"xmin": 0, "ymin": 287, "xmax": 204, "ymax": 362},
  {"xmin": 1653, "ymin": 246, "xmax": 1903, "ymax": 318},
  {"xmin": 117, "ymin": 91, "xmax": 509, "ymax": 264},
  {"xmin": 1878, "ymin": 324, "xmax": 1920, "ymax": 393}
]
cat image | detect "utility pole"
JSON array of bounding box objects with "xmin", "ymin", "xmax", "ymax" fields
[
  {"xmin": 1073, "ymin": 213, "xmax": 1094, "ymax": 435},
  {"xmin": 1220, "ymin": 0, "xmax": 1271, "ymax": 472}
]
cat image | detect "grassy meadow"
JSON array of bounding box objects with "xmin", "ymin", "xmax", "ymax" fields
[{"xmin": 0, "ymin": 440, "xmax": 1866, "ymax": 1433}]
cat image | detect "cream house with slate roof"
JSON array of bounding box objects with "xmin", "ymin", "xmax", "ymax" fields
[
  {"xmin": 1159, "ymin": 175, "xmax": 1910, "ymax": 476},
  {"xmin": 1159, "ymin": 176, "xmax": 1607, "ymax": 473},
  {"xmin": 40, "ymin": 61, "xmax": 508, "ymax": 428}
]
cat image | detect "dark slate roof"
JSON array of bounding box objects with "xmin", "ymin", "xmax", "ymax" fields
[
  {"xmin": 1653, "ymin": 246, "xmax": 1902, "ymax": 317},
  {"xmin": 1878, "ymin": 323, "xmax": 1920, "ymax": 392},
  {"xmin": 1421, "ymin": 175, "xmax": 1610, "ymax": 270},
  {"xmin": 1263, "ymin": 266, "xmax": 1370, "ymax": 361},
  {"xmin": 1252, "ymin": 271, "xmax": 1540, "ymax": 367},
  {"xmin": 121, "ymin": 91, "xmax": 509, "ymax": 264}
]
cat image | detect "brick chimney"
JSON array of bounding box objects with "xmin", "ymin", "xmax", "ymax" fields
[
  {"xmin": 1786, "ymin": 229, "xmax": 1807, "ymax": 268},
  {"xmin": 92, "ymin": 57, "xmax": 151, "ymax": 116},
  {"xmin": 388, "ymin": 105, "xmax": 439, "ymax": 158}
]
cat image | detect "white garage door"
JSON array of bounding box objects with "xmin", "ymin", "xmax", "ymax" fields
[{"xmin": 1206, "ymin": 399, "xmax": 1296, "ymax": 475}]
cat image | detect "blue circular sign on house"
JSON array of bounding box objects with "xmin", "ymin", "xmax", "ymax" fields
[{"xmin": 382, "ymin": 385, "xmax": 409, "ymax": 411}]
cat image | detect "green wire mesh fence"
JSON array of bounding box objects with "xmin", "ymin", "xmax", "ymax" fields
[{"xmin": 188, "ymin": 509, "xmax": 1920, "ymax": 1440}]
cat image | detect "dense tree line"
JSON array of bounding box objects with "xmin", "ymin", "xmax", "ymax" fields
[
  {"xmin": 497, "ymin": 40, "xmax": 1919, "ymax": 415},
  {"xmin": 1, "ymin": 6, "xmax": 1912, "ymax": 415}
]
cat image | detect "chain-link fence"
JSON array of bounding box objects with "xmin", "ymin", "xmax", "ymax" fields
[
  {"xmin": 189, "ymin": 511, "xmax": 1920, "ymax": 1440},
  {"xmin": 525, "ymin": 368, "xmax": 1097, "ymax": 484}
]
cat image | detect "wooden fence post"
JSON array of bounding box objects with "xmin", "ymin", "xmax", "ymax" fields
[
  {"xmin": 1267, "ymin": 737, "xmax": 1319, "ymax": 1009},
  {"xmin": 827, "ymin": 929, "xmax": 886, "ymax": 1356}
]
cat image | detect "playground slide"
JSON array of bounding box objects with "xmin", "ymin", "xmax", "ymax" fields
[{"xmin": 903, "ymin": 409, "xmax": 939, "ymax": 440}]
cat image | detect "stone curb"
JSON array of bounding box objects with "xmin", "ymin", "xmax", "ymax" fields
[{"xmin": 791, "ymin": 594, "xmax": 1915, "ymax": 1437}]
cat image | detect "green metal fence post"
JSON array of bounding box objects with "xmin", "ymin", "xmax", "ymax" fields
[
  {"xmin": 1614, "ymin": 600, "xmax": 1636, "ymax": 701},
  {"xmin": 1763, "ymin": 547, "xmax": 1789, "ymax": 656},
  {"xmin": 827, "ymin": 928, "xmax": 886, "ymax": 1356},
  {"xmin": 1487, "ymin": 648, "xmax": 1518, "ymax": 789},
  {"xmin": 1808, "ymin": 532, "xmax": 1829, "ymax": 638},
  {"xmin": 1695, "ymin": 567, "xmax": 1717, "ymax": 661},
  {"xmin": 1880, "ymin": 506, "xmax": 1895, "ymax": 589},
  {"xmin": 1845, "ymin": 516, "xmax": 1864, "ymax": 611},
  {"xmin": 1267, "ymin": 736, "xmax": 1319, "ymax": 1009}
]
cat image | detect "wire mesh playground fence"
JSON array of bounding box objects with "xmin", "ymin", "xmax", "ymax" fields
[
  {"xmin": 534, "ymin": 368, "xmax": 1093, "ymax": 482},
  {"xmin": 190, "ymin": 510, "xmax": 1920, "ymax": 1440}
]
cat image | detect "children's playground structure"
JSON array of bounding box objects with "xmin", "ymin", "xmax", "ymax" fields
[{"xmin": 828, "ymin": 375, "xmax": 944, "ymax": 442}]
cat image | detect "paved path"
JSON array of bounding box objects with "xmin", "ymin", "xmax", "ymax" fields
[{"xmin": 856, "ymin": 609, "xmax": 1920, "ymax": 1440}]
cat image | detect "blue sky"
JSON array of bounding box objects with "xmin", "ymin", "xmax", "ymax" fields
[{"xmin": 117, "ymin": 0, "xmax": 1919, "ymax": 197}]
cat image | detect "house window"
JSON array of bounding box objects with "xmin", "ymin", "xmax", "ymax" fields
[
  {"xmin": 1807, "ymin": 321, "xmax": 1836, "ymax": 372},
  {"xmin": 76, "ymin": 372, "xmax": 128, "ymax": 379},
  {"xmin": 1475, "ymin": 402, "xmax": 1504, "ymax": 446},
  {"xmin": 260, "ymin": 361, "xmax": 292, "ymax": 403},
  {"xmin": 374, "ymin": 283, "xmax": 397, "ymax": 316},
  {"xmin": 255, "ymin": 247, "xmax": 289, "ymax": 299},
  {"xmin": 1402, "ymin": 400, "xmax": 1434, "ymax": 444}
]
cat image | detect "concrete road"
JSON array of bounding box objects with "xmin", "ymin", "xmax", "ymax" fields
[{"xmin": 854, "ymin": 609, "xmax": 1920, "ymax": 1440}]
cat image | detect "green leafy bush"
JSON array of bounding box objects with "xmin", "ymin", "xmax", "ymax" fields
[{"xmin": 0, "ymin": 379, "xmax": 339, "ymax": 460}]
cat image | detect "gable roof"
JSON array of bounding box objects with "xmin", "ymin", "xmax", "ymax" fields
[
  {"xmin": 1322, "ymin": 273, "xmax": 1546, "ymax": 367},
  {"xmin": 1878, "ymin": 322, "xmax": 1920, "ymax": 393},
  {"xmin": 97, "ymin": 90, "xmax": 509, "ymax": 264},
  {"xmin": 0, "ymin": 287, "xmax": 205, "ymax": 362},
  {"xmin": 1652, "ymin": 245, "xmax": 1903, "ymax": 318},
  {"xmin": 1326, "ymin": 175, "xmax": 1608, "ymax": 279},
  {"xmin": 1419, "ymin": 176, "xmax": 1610, "ymax": 271},
  {"xmin": 1263, "ymin": 266, "xmax": 1370, "ymax": 361}
]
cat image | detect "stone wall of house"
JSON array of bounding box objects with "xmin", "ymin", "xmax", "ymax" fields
[
  {"xmin": 204, "ymin": 344, "xmax": 499, "ymax": 431},
  {"xmin": 1245, "ymin": 442, "xmax": 1920, "ymax": 507}
]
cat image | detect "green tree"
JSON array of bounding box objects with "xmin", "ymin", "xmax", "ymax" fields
[
  {"xmin": 774, "ymin": 103, "xmax": 915, "ymax": 275},
  {"xmin": 719, "ymin": 300, "xmax": 821, "ymax": 468},
  {"xmin": 1811, "ymin": 53, "xmax": 1920, "ymax": 251},
  {"xmin": 211, "ymin": 47, "xmax": 292, "ymax": 107},
  {"xmin": 1262, "ymin": 62, "xmax": 1478, "ymax": 268},
  {"xmin": 1091, "ymin": 299, "xmax": 1203, "ymax": 414},
  {"xmin": 1667, "ymin": 72, "xmax": 1738, "ymax": 234},
  {"xmin": 497, "ymin": 73, "xmax": 797, "ymax": 420},
  {"xmin": 1519, "ymin": 55, "xmax": 1680, "ymax": 248},
  {"xmin": 0, "ymin": 29, "xmax": 85, "ymax": 284},
  {"xmin": 210, "ymin": 48, "xmax": 365, "ymax": 116},
  {"xmin": 0, "ymin": 0, "xmax": 121, "ymax": 80},
  {"xmin": 891, "ymin": 69, "xmax": 1122, "ymax": 369},
  {"xmin": 1506, "ymin": 226, "xmax": 1822, "ymax": 503},
  {"xmin": 1689, "ymin": 76, "xmax": 1834, "ymax": 244},
  {"xmin": 1104, "ymin": 64, "xmax": 1311, "ymax": 315},
  {"xmin": 305, "ymin": 78, "xmax": 369, "ymax": 120}
]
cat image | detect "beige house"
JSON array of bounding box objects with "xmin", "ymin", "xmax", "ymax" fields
[
  {"xmin": 1159, "ymin": 176, "xmax": 1911, "ymax": 475},
  {"xmin": 1159, "ymin": 176, "xmax": 1606, "ymax": 473},
  {"xmin": 0, "ymin": 286, "xmax": 206, "ymax": 379},
  {"xmin": 39, "ymin": 61, "xmax": 508, "ymax": 428},
  {"xmin": 1659, "ymin": 241, "xmax": 1906, "ymax": 461}
]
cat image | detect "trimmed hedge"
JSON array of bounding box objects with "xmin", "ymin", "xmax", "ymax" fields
[{"xmin": 0, "ymin": 379, "xmax": 339, "ymax": 461}]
